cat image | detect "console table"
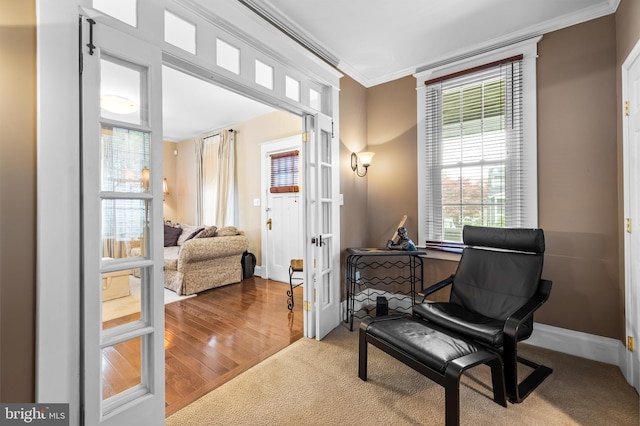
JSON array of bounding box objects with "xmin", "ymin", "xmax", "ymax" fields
[{"xmin": 345, "ymin": 248, "xmax": 427, "ymax": 331}]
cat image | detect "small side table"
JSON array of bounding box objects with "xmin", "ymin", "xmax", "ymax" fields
[{"xmin": 345, "ymin": 248, "xmax": 427, "ymax": 331}]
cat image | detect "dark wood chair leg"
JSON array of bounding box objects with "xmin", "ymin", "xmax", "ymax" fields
[{"xmin": 358, "ymin": 326, "xmax": 368, "ymax": 381}]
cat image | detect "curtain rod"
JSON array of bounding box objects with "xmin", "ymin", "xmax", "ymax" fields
[{"xmin": 203, "ymin": 128, "xmax": 234, "ymax": 140}]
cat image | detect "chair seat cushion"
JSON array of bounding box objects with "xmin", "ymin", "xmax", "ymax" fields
[{"xmin": 413, "ymin": 302, "xmax": 507, "ymax": 347}]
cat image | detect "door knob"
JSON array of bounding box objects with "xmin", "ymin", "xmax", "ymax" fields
[{"xmin": 267, "ymin": 218, "xmax": 272, "ymax": 230}]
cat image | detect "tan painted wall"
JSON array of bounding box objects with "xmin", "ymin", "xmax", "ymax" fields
[
  {"xmin": 0, "ymin": 0, "xmax": 36, "ymax": 401},
  {"xmin": 360, "ymin": 16, "xmax": 625, "ymax": 340}
]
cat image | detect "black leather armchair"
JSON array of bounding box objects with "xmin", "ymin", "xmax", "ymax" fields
[{"xmin": 413, "ymin": 225, "xmax": 553, "ymax": 403}]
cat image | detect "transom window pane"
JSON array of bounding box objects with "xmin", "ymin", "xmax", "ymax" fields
[
  {"xmin": 285, "ymin": 76, "xmax": 300, "ymax": 102},
  {"xmin": 216, "ymin": 39, "xmax": 240, "ymax": 74},
  {"xmin": 255, "ymin": 59, "xmax": 273, "ymax": 90},
  {"xmin": 164, "ymin": 11, "xmax": 196, "ymax": 54},
  {"xmin": 93, "ymin": 0, "xmax": 137, "ymax": 27},
  {"xmin": 310, "ymin": 88, "xmax": 321, "ymax": 111}
]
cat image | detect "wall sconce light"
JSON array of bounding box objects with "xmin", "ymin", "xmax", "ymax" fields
[
  {"xmin": 141, "ymin": 167, "xmax": 150, "ymax": 191},
  {"xmin": 351, "ymin": 151, "xmax": 375, "ymax": 177},
  {"xmin": 163, "ymin": 178, "xmax": 169, "ymax": 196}
]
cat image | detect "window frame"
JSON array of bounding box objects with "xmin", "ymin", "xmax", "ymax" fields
[{"xmin": 415, "ymin": 37, "xmax": 540, "ymax": 254}]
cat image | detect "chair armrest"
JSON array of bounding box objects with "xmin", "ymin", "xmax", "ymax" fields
[
  {"xmin": 419, "ymin": 274, "xmax": 455, "ymax": 302},
  {"xmin": 504, "ymin": 279, "xmax": 552, "ymax": 339}
]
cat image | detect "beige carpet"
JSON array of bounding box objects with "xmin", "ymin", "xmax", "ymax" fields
[
  {"xmin": 102, "ymin": 276, "xmax": 195, "ymax": 322},
  {"xmin": 167, "ymin": 323, "xmax": 639, "ymax": 426}
]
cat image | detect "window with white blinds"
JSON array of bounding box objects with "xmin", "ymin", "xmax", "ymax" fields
[
  {"xmin": 270, "ymin": 150, "xmax": 300, "ymax": 193},
  {"xmin": 421, "ymin": 55, "xmax": 530, "ymax": 244}
]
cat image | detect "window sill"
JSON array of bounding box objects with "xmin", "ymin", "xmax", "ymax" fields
[{"xmin": 418, "ymin": 247, "xmax": 462, "ymax": 262}]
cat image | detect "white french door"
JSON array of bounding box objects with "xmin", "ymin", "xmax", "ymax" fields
[
  {"xmin": 303, "ymin": 113, "xmax": 341, "ymax": 339},
  {"xmin": 623, "ymin": 39, "xmax": 640, "ymax": 393},
  {"xmin": 81, "ymin": 16, "xmax": 165, "ymax": 425}
]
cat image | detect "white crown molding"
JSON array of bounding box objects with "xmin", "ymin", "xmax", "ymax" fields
[{"xmin": 240, "ymin": 0, "xmax": 620, "ymax": 88}]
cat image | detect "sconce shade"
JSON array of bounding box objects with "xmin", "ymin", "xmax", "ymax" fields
[
  {"xmin": 357, "ymin": 151, "xmax": 375, "ymax": 167},
  {"xmin": 141, "ymin": 167, "xmax": 150, "ymax": 191},
  {"xmin": 351, "ymin": 151, "xmax": 375, "ymax": 177},
  {"xmin": 163, "ymin": 177, "xmax": 169, "ymax": 195}
]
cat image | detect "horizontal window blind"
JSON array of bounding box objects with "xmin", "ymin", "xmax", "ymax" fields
[
  {"xmin": 423, "ymin": 56, "xmax": 525, "ymax": 243},
  {"xmin": 270, "ymin": 150, "xmax": 300, "ymax": 193}
]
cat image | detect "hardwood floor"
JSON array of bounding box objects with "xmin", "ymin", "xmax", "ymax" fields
[{"xmin": 101, "ymin": 276, "xmax": 304, "ymax": 417}]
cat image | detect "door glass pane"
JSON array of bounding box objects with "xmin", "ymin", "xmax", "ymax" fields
[
  {"xmin": 164, "ymin": 11, "xmax": 196, "ymax": 54},
  {"xmin": 101, "ymin": 58, "xmax": 143, "ymax": 125},
  {"xmin": 101, "ymin": 199, "xmax": 149, "ymax": 259},
  {"xmin": 320, "ymin": 129, "xmax": 331, "ymax": 163},
  {"xmin": 102, "ymin": 266, "xmax": 149, "ymax": 329},
  {"xmin": 102, "ymin": 336, "xmax": 142, "ymax": 401},
  {"xmin": 101, "ymin": 126, "xmax": 150, "ymax": 193},
  {"xmin": 93, "ymin": 0, "xmax": 137, "ymax": 27}
]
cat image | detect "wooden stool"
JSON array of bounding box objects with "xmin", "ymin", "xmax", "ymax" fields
[{"xmin": 288, "ymin": 259, "xmax": 303, "ymax": 310}]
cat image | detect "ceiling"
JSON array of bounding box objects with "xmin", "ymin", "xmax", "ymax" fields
[{"xmin": 161, "ymin": 0, "xmax": 618, "ymax": 141}]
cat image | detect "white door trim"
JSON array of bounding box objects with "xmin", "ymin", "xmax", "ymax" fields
[{"xmin": 622, "ymin": 37, "xmax": 640, "ymax": 393}]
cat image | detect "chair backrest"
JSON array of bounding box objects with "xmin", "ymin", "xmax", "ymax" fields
[{"xmin": 450, "ymin": 226, "xmax": 545, "ymax": 321}]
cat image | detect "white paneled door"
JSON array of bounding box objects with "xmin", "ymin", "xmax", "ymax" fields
[
  {"xmin": 623, "ymin": 39, "xmax": 640, "ymax": 394},
  {"xmin": 303, "ymin": 113, "xmax": 341, "ymax": 340},
  {"xmin": 81, "ymin": 16, "xmax": 165, "ymax": 425}
]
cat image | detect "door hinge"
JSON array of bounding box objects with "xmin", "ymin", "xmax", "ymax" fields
[
  {"xmin": 628, "ymin": 336, "xmax": 635, "ymax": 352},
  {"xmin": 302, "ymin": 131, "xmax": 309, "ymax": 143},
  {"xmin": 626, "ymin": 218, "xmax": 632, "ymax": 233},
  {"xmin": 303, "ymin": 300, "xmax": 312, "ymax": 312},
  {"xmin": 624, "ymin": 100, "xmax": 630, "ymax": 117}
]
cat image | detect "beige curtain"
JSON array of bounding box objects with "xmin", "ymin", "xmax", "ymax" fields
[
  {"xmin": 215, "ymin": 130, "xmax": 236, "ymax": 226},
  {"xmin": 195, "ymin": 130, "xmax": 236, "ymax": 227}
]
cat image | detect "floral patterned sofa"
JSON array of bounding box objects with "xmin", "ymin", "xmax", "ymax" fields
[{"xmin": 163, "ymin": 223, "xmax": 249, "ymax": 295}]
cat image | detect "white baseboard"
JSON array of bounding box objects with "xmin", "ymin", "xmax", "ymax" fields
[
  {"xmin": 527, "ymin": 322, "xmax": 625, "ymax": 367},
  {"xmin": 254, "ymin": 265, "xmax": 264, "ymax": 277}
]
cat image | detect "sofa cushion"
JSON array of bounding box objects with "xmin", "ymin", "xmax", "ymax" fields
[
  {"xmin": 164, "ymin": 224, "xmax": 182, "ymax": 247},
  {"xmin": 178, "ymin": 225, "xmax": 204, "ymax": 245},
  {"xmin": 196, "ymin": 225, "xmax": 217, "ymax": 239},
  {"xmin": 216, "ymin": 226, "xmax": 238, "ymax": 237}
]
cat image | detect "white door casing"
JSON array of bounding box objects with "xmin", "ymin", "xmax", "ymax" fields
[
  {"xmin": 303, "ymin": 113, "xmax": 341, "ymax": 340},
  {"xmin": 261, "ymin": 136, "xmax": 304, "ymax": 284},
  {"xmin": 623, "ymin": 38, "xmax": 640, "ymax": 393},
  {"xmin": 81, "ymin": 17, "xmax": 165, "ymax": 425}
]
